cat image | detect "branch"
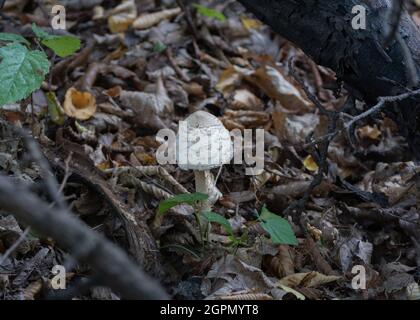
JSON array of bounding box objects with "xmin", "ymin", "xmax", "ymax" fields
[{"xmin": 0, "ymin": 176, "xmax": 169, "ymax": 300}]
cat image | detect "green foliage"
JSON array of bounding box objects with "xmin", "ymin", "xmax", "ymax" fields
[
  {"xmin": 42, "ymin": 36, "xmax": 81, "ymax": 58},
  {"xmin": 193, "ymin": 4, "xmax": 226, "ymax": 21},
  {"xmin": 202, "ymin": 211, "xmax": 233, "ymax": 236},
  {"xmin": 0, "ymin": 32, "xmax": 30, "ymax": 45},
  {"xmin": 0, "ymin": 43, "xmax": 49, "ymax": 106},
  {"xmin": 46, "ymin": 91, "xmax": 65, "ymax": 125},
  {"xmin": 158, "ymin": 193, "xmax": 209, "ymax": 214},
  {"xmin": 0, "ymin": 25, "xmax": 81, "ymax": 107},
  {"xmin": 153, "ymin": 41, "xmax": 167, "ymax": 53},
  {"xmin": 31, "ymin": 24, "xmax": 50, "ymax": 40},
  {"xmin": 258, "ymin": 206, "xmax": 298, "ymax": 246},
  {"xmin": 157, "ymin": 198, "xmax": 298, "ymax": 249},
  {"xmin": 32, "ymin": 24, "xmax": 81, "ymax": 58}
]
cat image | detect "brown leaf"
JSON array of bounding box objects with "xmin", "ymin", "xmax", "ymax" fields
[
  {"xmin": 133, "ymin": 7, "xmax": 181, "ymax": 30},
  {"xmin": 63, "ymin": 87, "xmax": 97, "ymax": 120},
  {"xmin": 278, "ymin": 272, "xmax": 341, "ymax": 288}
]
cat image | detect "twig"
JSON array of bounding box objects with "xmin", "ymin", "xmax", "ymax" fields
[
  {"xmin": 346, "ymin": 88, "xmax": 420, "ymax": 129},
  {"xmin": 305, "ymin": 88, "xmax": 420, "ymax": 148},
  {"xmin": 57, "ymin": 153, "xmax": 72, "ymax": 195},
  {"xmin": 0, "ymin": 176, "xmax": 169, "ymax": 300},
  {"xmin": 108, "ymin": 166, "xmax": 189, "ymax": 194},
  {"xmin": 284, "ymin": 62, "xmax": 341, "ymax": 222},
  {"xmin": 176, "ymin": 0, "xmax": 199, "ymax": 39},
  {"xmin": 20, "ymin": 130, "xmax": 67, "ymax": 210},
  {"xmin": 0, "ymin": 227, "xmax": 30, "ymax": 266}
]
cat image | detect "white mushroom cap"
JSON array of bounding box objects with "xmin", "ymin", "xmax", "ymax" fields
[{"xmin": 177, "ymin": 111, "xmax": 233, "ymax": 171}]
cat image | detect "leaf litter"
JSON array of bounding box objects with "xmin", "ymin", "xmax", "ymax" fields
[{"xmin": 0, "ymin": 0, "xmax": 419, "ymax": 300}]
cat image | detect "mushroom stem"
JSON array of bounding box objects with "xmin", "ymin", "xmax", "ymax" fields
[{"xmin": 194, "ymin": 170, "xmax": 222, "ymax": 211}]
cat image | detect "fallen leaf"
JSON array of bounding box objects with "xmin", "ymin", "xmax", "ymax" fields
[
  {"xmin": 63, "ymin": 87, "xmax": 97, "ymax": 120},
  {"xmin": 133, "ymin": 7, "xmax": 181, "ymax": 30},
  {"xmin": 278, "ymin": 272, "xmax": 341, "ymax": 288},
  {"xmin": 303, "ymin": 155, "xmax": 319, "ymax": 172},
  {"xmin": 107, "ymin": 0, "xmax": 137, "ymax": 33}
]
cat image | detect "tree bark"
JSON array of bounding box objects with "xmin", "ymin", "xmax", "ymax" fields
[{"xmin": 238, "ymin": 0, "xmax": 420, "ymax": 156}]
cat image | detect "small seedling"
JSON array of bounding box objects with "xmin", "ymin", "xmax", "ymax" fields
[{"xmin": 158, "ymin": 195, "xmax": 298, "ymax": 250}]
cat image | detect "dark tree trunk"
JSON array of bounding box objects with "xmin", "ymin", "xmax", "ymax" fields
[{"xmin": 238, "ymin": 0, "xmax": 420, "ymax": 156}]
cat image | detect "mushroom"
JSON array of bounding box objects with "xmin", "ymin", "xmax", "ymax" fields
[{"xmin": 177, "ymin": 111, "xmax": 233, "ymax": 211}]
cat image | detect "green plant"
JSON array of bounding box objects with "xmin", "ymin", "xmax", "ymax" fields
[
  {"xmin": 193, "ymin": 4, "xmax": 226, "ymax": 22},
  {"xmin": 258, "ymin": 206, "xmax": 298, "ymax": 246},
  {"xmin": 0, "ymin": 24, "xmax": 80, "ymax": 107},
  {"xmin": 158, "ymin": 192, "xmax": 209, "ymax": 214},
  {"xmin": 158, "ymin": 195, "xmax": 298, "ymax": 248}
]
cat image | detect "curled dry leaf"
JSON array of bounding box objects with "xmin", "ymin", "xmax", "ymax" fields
[
  {"xmin": 92, "ymin": 6, "xmax": 105, "ymax": 20},
  {"xmin": 216, "ymin": 293, "xmax": 273, "ymax": 300},
  {"xmin": 303, "ymin": 155, "xmax": 319, "ymax": 172},
  {"xmin": 407, "ymin": 283, "xmax": 420, "ymax": 300},
  {"xmin": 278, "ymin": 272, "xmax": 341, "ymax": 288},
  {"xmin": 120, "ymin": 77, "xmax": 173, "ymax": 115},
  {"xmin": 229, "ymin": 89, "xmax": 264, "ymax": 111},
  {"xmin": 63, "ymin": 87, "xmax": 97, "ymax": 120},
  {"xmin": 23, "ymin": 280, "xmax": 43, "ymax": 300},
  {"xmin": 119, "ymin": 78, "xmax": 173, "ymax": 131},
  {"xmin": 221, "ymin": 109, "xmax": 270, "ymax": 130},
  {"xmin": 339, "ymin": 236, "xmax": 373, "ymax": 272},
  {"xmin": 264, "ymin": 245, "xmax": 295, "ymax": 279},
  {"xmin": 133, "ymin": 7, "xmax": 181, "ymax": 30},
  {"xmin": 215, "ymin": 66, "xmax": 246, "ymax": 94},
  {"xmin": 272, "ymin": 111, "xmax": 320, "ymax": 144},
  {"xmin": 246, "ymin": 65, "xmax": 313, "ymax": 112},
  {"xmin": 357, "ymin": 125, "xmax": 382, "ymax": 141},
  {"xmin": 107, "ymin": 0, "xmax": 137, "ymax": 33}
]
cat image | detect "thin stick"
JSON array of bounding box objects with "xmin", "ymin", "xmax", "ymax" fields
[
  {"xmin": 0, "ymin": 227, "xmax": 30, "ymax": 266},
  {"xmin": 0, "ymin": 176, "xmax": 169, "ymax": 300}
]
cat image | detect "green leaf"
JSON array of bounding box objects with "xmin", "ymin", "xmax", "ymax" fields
[
  {"xmin": 202, "ymin": 212, "xmax": 233, "ymax": 235},
  {"xmin": 259, "ymin": 206, "xmax": 298, "ymax": 246},
  {"xmin": 0, "ymin": 32, "xmax": 30, "ymax": 45},
  {"xmin": 158, "ymin": 193, "xmax": 208, "ymax": 214},
  {"xmin": 46, "ymin": 91, "xmax": 65, "ymax": 125},
  {"xmin": 41, "ymin": 36, "xmax": 81, "ymax": 58},
  {"xmin": 193, "ymin": 4, "xmax": 226, "ymax": 21},
  {"xmin": 31, "ymin": 24, "xmax": 50, "ymax": 40},
  {"xmin": 0, "ymin": 43, "xmax": 50, "ymax": 106},
  {"xmin": 32, "ymin": 24, "xmax": 81, "ymax": 57},
  {"xmin": 153, "ymin": 41, "xmax": 167, "ymax": 53}
]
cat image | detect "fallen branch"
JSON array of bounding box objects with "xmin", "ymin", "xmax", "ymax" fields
[{"xmin": 0, "ymin": 176, "xmax": 169, "ymax": 300}]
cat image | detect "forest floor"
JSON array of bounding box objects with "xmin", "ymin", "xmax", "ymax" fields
[{"xmin": 0, "ymin": 0, "xmax": 419, "ymax": 300}]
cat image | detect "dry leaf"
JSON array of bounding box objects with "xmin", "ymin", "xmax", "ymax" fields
[
  {"xmin": 264, "ymin": 245, "xmax": 295, "ymax": 278},
  {"xmin": 63, "ymin": 87, "xmax": 97, "ymax": 120},
  {"xmin": 307, "ymin": 223, "xmax": 323, "ymax": 242},
  {"xmin": 278, "ymin": 272, "xmax": 341, "ymax": 288},
  {"xmin": 216, "ymin": 66, "xmax": 244, "ymax": 94},
  {"xmin": 303, "ymin": 155, "xmax": 319, "ymax": 172},
  {"xmin": 222, "ymin": 109, "xmax": 270, "ymax": 128},
  {"xmin": 133, "ymin": 7, "xmax": 181, "ymax": 30},
  {"xmin": 107, "ymin": 0, "xmax": 137, "ymax": 33},
  {"xmin": 120, "ymin": 77, "xmax": 173, "ymax": 115},
  {"xmin": 407, "ymin": 283, "xmax": 420, "ymax": 300},
  {"xmin": 217, "ymin": 293, "xmax": 273, "ymax": 300},
  {"xmin": 24, "ymin": 280, "xmax": 43, "ymax": 300},
  {"xmin": 246, "ymin": 65, "xmax": 312, "ymax": 112},
  {"xmin": 230, "ymin": 89, "xmax": 264, "ymax": 110},
  {"xmin": 357, "ymin": 125, "xmax": 382, "ymax": 141},
  {"xmin": 241, "ymin": 17, "xmax": 262, "ymax": 30},
  {"xmin": 273, "ymin": 111, "xmax": 320, "ymax": 144},
  {"xmin": 277, "ymin": 284, "xmax": 306, "ymax": 300}
]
